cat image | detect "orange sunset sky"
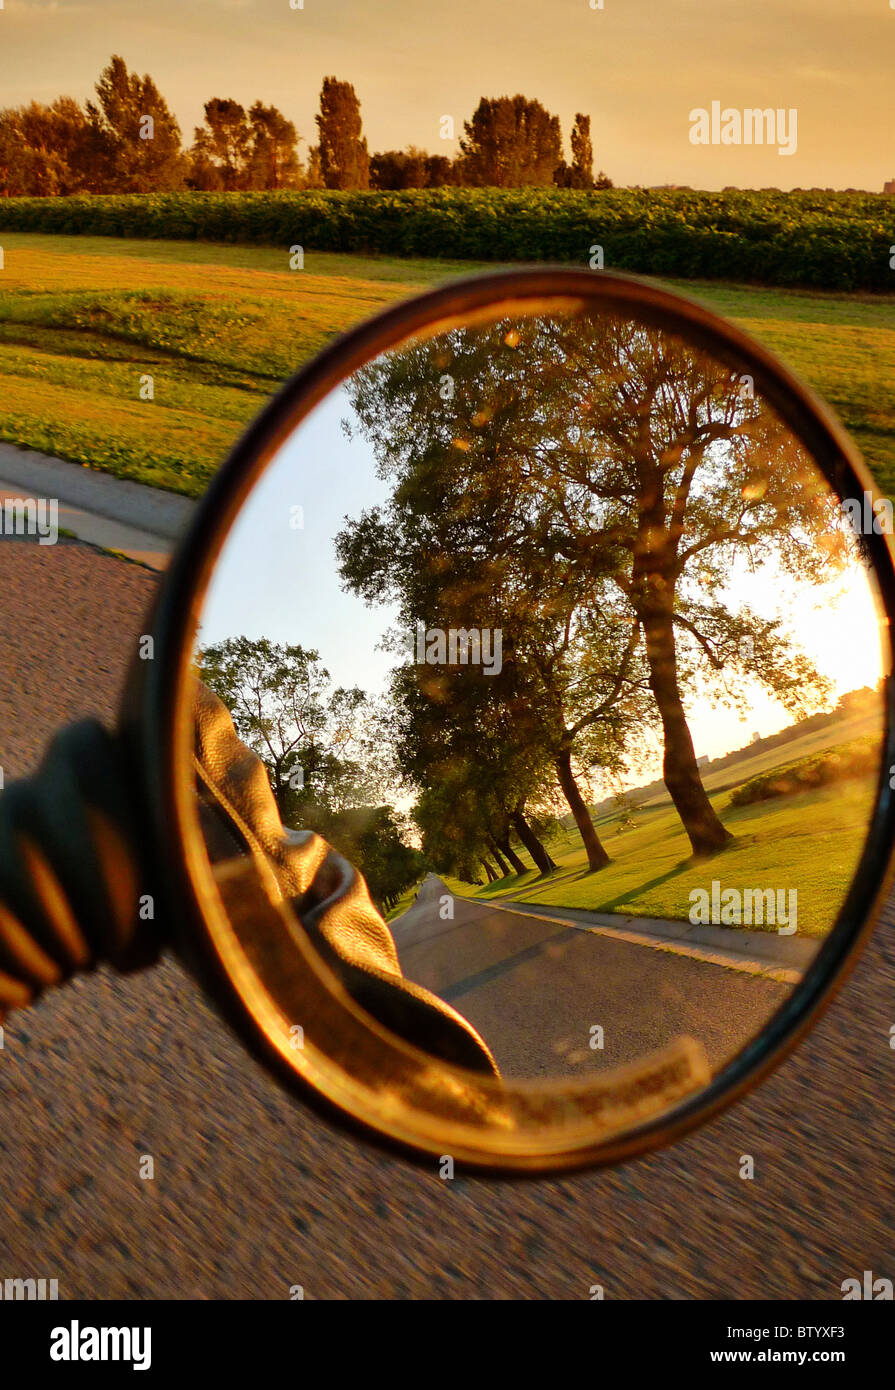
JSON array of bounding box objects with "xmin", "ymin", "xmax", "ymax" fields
[{"xmin": 0, "ymin": 0, "xmax": 892, "ymax": 190}]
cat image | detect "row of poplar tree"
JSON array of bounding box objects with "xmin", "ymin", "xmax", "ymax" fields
[{"xmin": 0, "ymin": 55, "xmax": 612, "ymax": 197}]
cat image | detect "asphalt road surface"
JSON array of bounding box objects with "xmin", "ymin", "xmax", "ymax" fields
[
  {"xmin": 392, "ymin": 876, "xmax": 789, "ymax": 1079},
  {"xmin": 0, "ymin": 535, "xmax": 893, "ymax": 1299}
]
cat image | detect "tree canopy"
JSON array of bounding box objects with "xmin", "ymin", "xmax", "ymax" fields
[
  {"xmin": 316, "ymin": 76, "xmax": 370, "ymax": 190},
  {"xmin": 0, "ymin": 61, "xmax": 612, "ymax": 196},
  {"xmin": 86, "ymin": 55, "xmax": 186, "ymax": 193},
  {"xmin": 189, "ymin": 98, "xmax": 302, "ymax": 190},
  {"xmin": 458, "ymin": 94, "xmax": 563, "ymax": 187},
  {"xmin": 335, "ymin": 309, "xmax": 842, "ymax": 860}
]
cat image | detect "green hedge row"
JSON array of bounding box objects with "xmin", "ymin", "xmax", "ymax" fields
[
  {"xmin": 729, "ymin": 737, "xmax": 881, "ymax": 806},
  {"xmin": 1, "ymin": 188, "xmax": 893, "ymax": 291}
]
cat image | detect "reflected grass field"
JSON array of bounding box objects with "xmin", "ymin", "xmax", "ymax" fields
[
  {"xmin": 444, "ymin": 713, "xmax": 885, "ymax": 938},
  {"xmin": 446, "ymin": 774, "xmax": 876, "ymax": 938}
]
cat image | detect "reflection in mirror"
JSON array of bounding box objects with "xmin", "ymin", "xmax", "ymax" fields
[{"xmin": 189, "ymin": 302, "xmax": 886, "ymax": 1088}]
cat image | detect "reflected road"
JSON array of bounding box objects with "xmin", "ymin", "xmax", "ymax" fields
[{"xmin": 392, "ymin": 876, "xmax": 791, "ymax": 1078}]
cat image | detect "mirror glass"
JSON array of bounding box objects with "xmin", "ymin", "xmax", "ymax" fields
[{"xmin": 186, "ymin": 298, "xmax": 887, "ymax": 1095}]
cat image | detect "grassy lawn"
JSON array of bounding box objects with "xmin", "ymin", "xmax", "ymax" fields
[
  {"xmin": 445, "ymin": 775, "xmax": 876, "ymax": 940},
  {"xmin": 0, "ymin": 232, "xmax": 893, "ymax": 498},
  {"xmin": 441, "ymin": 716, "xmax": 884, "ymax": 939}
]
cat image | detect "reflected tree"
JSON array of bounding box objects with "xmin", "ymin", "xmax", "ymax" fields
[
  {"xmin": 197, "ymin": 635, "xmax": 374, "ymax": 822},
  {"xmin": 336, "ymin": 311, "xmax": 839, "ymax": 859}
]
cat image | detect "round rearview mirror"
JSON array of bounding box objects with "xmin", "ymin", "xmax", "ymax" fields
[{"xmin": 3, "ymin": 269, "xmax": 894, "ymax": 1173}]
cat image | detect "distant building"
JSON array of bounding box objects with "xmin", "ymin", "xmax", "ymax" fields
[
  {"xmin": 696, "ymin": 755, "xmax": 709, "ymax": 768},
  {"xmin": 751, "ymin": 730, "xmax": 761, "ymax": 743},
  {"xmin": 884, "ymin": 179, "xmax": 895, "ymax": 195}
]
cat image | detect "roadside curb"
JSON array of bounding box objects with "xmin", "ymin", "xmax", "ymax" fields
[
  {"xmin": 490, "ymin": 898, "xmax": 819, "ymax": 980},
  {"xmin": 0, "ymin": 443, "xmax": 197, "ymax": 570},
  {"xmin": 0, "ymin": 443, "xmax": 196, "ymax": 539}
]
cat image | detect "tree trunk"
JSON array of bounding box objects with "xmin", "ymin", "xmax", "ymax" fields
[
  {"xmin": 481, "ymin": 859, "xmax": 498, "ymax": 883},
  {"xmin": 555, "ymin": 746, "xmax": 610, "ymax": 871},
  {"xmin": 642, "ymin": 605, "xmax": 732, "ymax": 856},
  {"xmin": 495, "ymin": 832, "xmax": 527, "ymax": 876},
  {"xmin": 510, "ymin": 809, "xmax": 557, "ymax": 875},
  {"xmin": 487, "ymin": 839, "xmax": 512, "ymax": 877}
]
